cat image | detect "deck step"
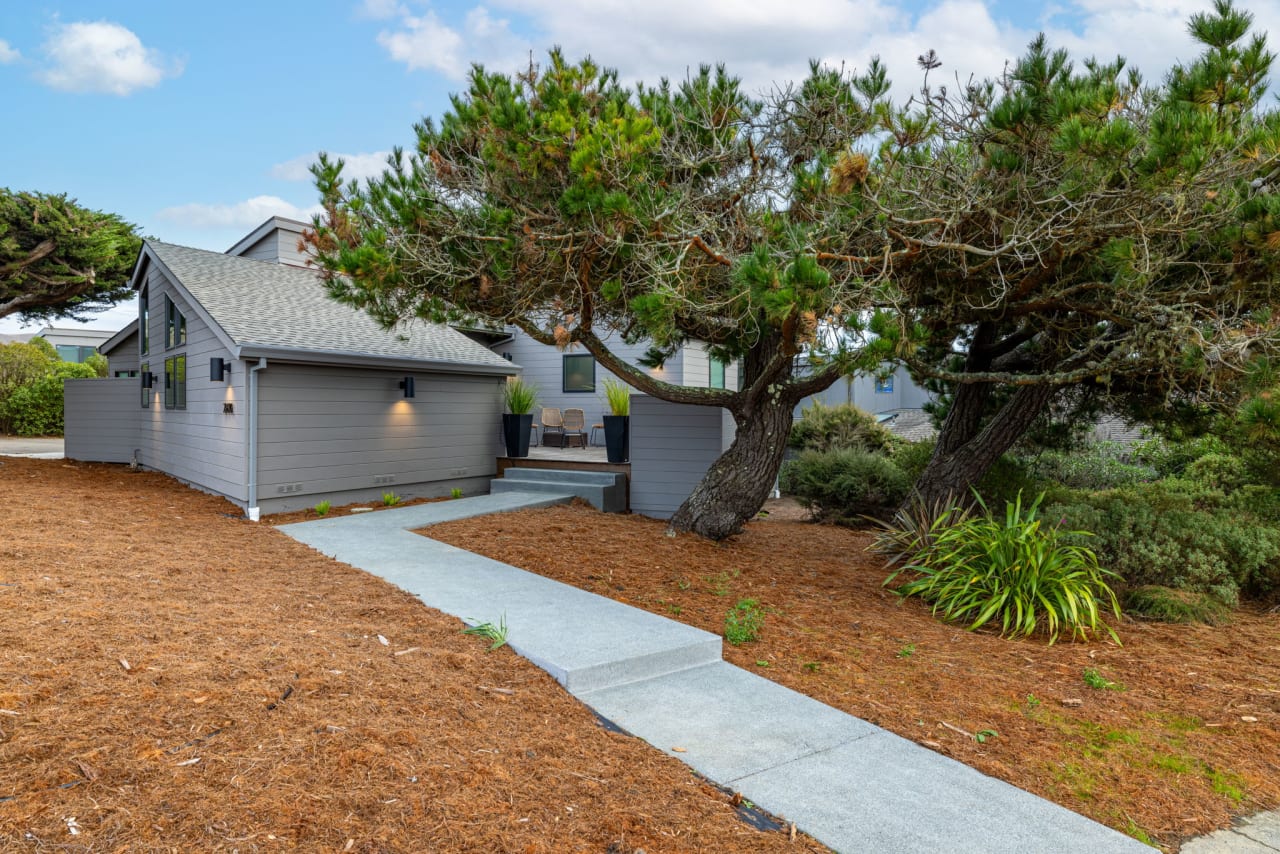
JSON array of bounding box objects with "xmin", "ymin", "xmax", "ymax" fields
[{"xmin": 491, "ymin": 468, "xmax": 626, "ymax": 513}]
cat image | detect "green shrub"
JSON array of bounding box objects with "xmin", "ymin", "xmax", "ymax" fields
[
  {"xmin": 602, "ymin": 378, "xmax": 630, "ymax": 416},
  {"xmin": 1046, "ymin": 482, "xmax": 1280, "ymax": 605},
  {"xmin": 788, "ymin": 401, "xmax": 894, "ymax": 454},
  {"xmin": 314, "ymin": 500, "xmax": 332, "ymax": 517},
  {"xmin": 779, "ymin": 449, "xmax": 911, "ymax": 523},
  {"xmin": 1026, "ymin": 442, "xmax": 1157, "ymax": 490},
  {"xmin": 502, "ymin": 378, "xmax": 537, "ymax": 414},
  {"xmin": 724, "ymin": 598, "xmax": 765, "ymax": 644},
  {"xmin": 1123, "ymin": 585, "xmax": 1231, "ymax": 625},
  {"xmin": 883, "ymin": 492, "xmax": 1121, "ymax": 644},
  {"xmin": 890, "ymin": 439, "xmax": 935, "ymax": 481},
  {"xmin": 889, "ymin": 439, "xmax": 1040, "ymax": 505},
  {"xmin": 1183, "ymin": 453, "xmax": 1250, "ymax": 494},
  {"xmin": 1132, "ymin": 435, "xmax": 1227, "ymax": 477},
  {"xmin": 84, "ymin": 352, "xmax": 109, "ymax": 378},
  {"xmin": 2, "ymin": 363, "xmax": 95, "ymax": 436}
]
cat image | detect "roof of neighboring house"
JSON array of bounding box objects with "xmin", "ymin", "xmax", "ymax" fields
[
  {"xmin": 878, "ymin": 408, "xmax": 937, "ymax": 443},
  {"xmin": 225, "ymin": 215, "xmax": 309, "ymax": 257},
  {"xmin": 99, "ymin": 319, "xmax": 139, "ymax": 356},
  {"xmin": 141, "ymin": 240, "xmax": 517, "ymax": 376},
  {"xmin": 0, "ymin": 332, "xmax": 35, "ymax": 345},
  {"xmin": 36, "ymin": 326, "xmax": 116, "ymax": 346}
]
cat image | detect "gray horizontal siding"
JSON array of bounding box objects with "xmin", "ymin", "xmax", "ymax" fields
[
  {"xmin": 137, "ymin": 264, "xmax": 247, "ymax": 502},
  {"xmin": 106, "ymin": 330, "xmax": 139, "ymax": 375},
  {"xmin": 64, "ymin": 378, "xmax": 139, "ymax": 463},
  {"xmin": 629, "ymin": 395, "xmax": 730, "ymax": 519},
  {"xmin": 255, "ymin": 364, "xmax": 504, "ymax": 502}
]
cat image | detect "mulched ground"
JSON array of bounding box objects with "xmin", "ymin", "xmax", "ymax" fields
[
  {"xmin": 425, "ymin": 501, "xmax": 1280, "ymax": 852},
  {"xmin": 0, "ymin": 458, "xmax": 824, "ymax": 853}
]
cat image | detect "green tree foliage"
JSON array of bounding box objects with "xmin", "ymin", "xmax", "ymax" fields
[
  {"xmin": 307, "ymin": 53, "xmax": 895, "ymax": 539},
  {"xmin": 0, "ymin": 341, "xmax": 55, "ymax": 397},
  {"xmin": 0, "ymin": 189, "xmax": 142, "ymax": 323},
  {"xmin": 842, "ymin": 1, "xmax": 1280, "ymax": 507}
]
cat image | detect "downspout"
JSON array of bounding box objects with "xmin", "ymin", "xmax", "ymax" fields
[{"xmin": 246, "ymin": 358, "xmax": 268, "ymax": 521}]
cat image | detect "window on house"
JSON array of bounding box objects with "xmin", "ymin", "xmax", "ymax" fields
[
  {"xmin": 875, "ymin": 375, "xmax": 894, "ymax": 394},
  {"xmin": 115, "ymin": 369, "xmax": 138, "ymax": 378},
  {"xmin": 709, "ymin": 358, "xmax": 726, "ymax": 389},
  {"xmin": 55, "ymin": 344, "xmax": 98, "ymax": 363},
  {"xmin": 140, "ymin": 362, "xmax": 150, "ymax": 407},
  {"xmin": 563, "ymin": 354, "xmax": 595, "ymax": 393},
  {"xmin": 165, "ymin": 296, "xmax": 186, "ymax": 349},
  {"xmin": 164, "ymin": 355, "xmax": 186, "ymax": 410},
  {"xmin": 139, "ymin": 288, "xmax": 149, "ymax": 355}
]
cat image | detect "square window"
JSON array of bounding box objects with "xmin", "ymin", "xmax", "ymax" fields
[
  {"xmin": 709, "ymin": 358, "xmax": 726, "ymax": 389},
  {"xmin": 875, "ymin": 375, "xmax": 894, "ymax": 394},
  {"xmin": 563, "ymin": 354, "xmax": 595, "ymax": 393}
]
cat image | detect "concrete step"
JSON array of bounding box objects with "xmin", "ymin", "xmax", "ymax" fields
[{"xmin": 492, "ymin": 468, "xmax": 626, "ymax": 513}]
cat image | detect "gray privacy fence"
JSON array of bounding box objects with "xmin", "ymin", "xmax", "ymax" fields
[
  {"xmin": 629, "ymin": 395, "xmax": 734, "ymax": 519},
  {"xmin": 64, "ymin": 378, "xmax": 138, "ymax": 463}
]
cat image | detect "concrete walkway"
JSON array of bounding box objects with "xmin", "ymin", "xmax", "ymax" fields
[
  {"xmin": 0, "ymin": 436, "xmax": 64, "ymax": 458},
  {"xmin": 278, "ymin": 493, "xmax": 1154, "ymax": 853}
]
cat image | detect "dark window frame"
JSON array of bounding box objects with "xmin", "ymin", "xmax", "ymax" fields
[
  {"xmin": 139, "ymin": 287, "xmax": 149, "ymax": 356},
  {"xmin": 165, "ymin": 295, "xmax": 186, "ymax": 350},
  {"xmin": 562, "ymin": 353, "xmax": 596, "ymax": 393},
  {"xmin": 164, "ymin": 354, "xmax": 187, "ymax": 410},
  {"xmin": 140, "ymin": 361, "xmax": 150, "ymax": 408}
]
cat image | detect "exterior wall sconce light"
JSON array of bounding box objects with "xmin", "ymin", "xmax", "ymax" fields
[
  {"xmin": 399, "ymin": 376, "xmax": 416, "ymax": 398},
  {"xmin": 210, "ymin": 357, "xmax": 231, "ymax": 382},
  {"xmin": 141, "ymin": 371, "xmax": 155, "ymax": 389}
]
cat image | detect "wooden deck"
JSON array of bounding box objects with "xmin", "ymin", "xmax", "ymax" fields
[{"xmin": 496, "ymin": 445, "xmax": 631, "ymax": 509}]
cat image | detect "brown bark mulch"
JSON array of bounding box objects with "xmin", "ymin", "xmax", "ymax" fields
[
  {"xmin": 0, "ymin": 458, "xmax": 824, "ymax": 853},
  {"xmin": 424, "ymin": 501, "xmax": 1280, "ymax": 853}
]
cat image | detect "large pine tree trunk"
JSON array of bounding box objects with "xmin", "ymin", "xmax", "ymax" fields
[
  {"xmin": 912, "ymin": 383, "xmax": 1057, "ymax": 509},
  {"xmin": 667, "ymin": 391, "xmax": 797, "ymax": 541}
]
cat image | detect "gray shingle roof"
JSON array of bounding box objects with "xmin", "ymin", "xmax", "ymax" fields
[{"xmin": 147, "ymin": 241, "xmax": 513, "ymax": 373}]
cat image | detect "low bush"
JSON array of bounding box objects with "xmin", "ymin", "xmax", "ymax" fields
[
  {"xmin": 779, "ymin": 449, "xmax": 911, "ymax": 523},
  {"xmin": 1046, "ymin": 481, "xmax": 1280, "ymax": 605},
  {"xmin": 1026, "ymin": 442, "xmax": 1157, "ymax": 490},
  {"xmin": 1132, "ymin": 434, "xmax": 1228, "ymax": 478},
  {"xmin": 1123, "ymin": 585, "xmax": 1231, "ymax": 625},
  {"xmin": 2, "ymin": 362, "xmax": 96, "ymax": 436},
  {"xmin": 882, "ymin": 492, "xmax": 1121, "ymax": 644},
  {"xmin": 788, "ymin": 401, "xmax": 895, "ymax": 454}
]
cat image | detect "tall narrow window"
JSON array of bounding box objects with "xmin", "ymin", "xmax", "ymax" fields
[
  {"xmin": 140, "ymin": 362, "xmax": 150, "ymax": 407},
  {"xmin": 139, "ymin": 288, "xmax": 149, "ymax": 355},
  {"xmin": 165, "ymin": 296, "xmax": 186, "ymax": 349},
  {"xmin": 164, "ymin": 355, "xmax": 186, "ymax": 410},
  {"xmin": 563, "ymin": 354, "xmax": 595, "ymax": 392},
  {"xmin": 709, "ymin": 358, "xmax": 726, "ymax": 389}
]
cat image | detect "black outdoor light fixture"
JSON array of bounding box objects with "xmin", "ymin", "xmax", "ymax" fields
[
  {"xmin": 141, "ymin": 371, "xmax": 155, "ymax": 389},
  {"xmin": 210, "ymin": 357, "xmax": 231, "ymax": 382},
  {"xmin": 399, "ymin": 376, "xmax": 416, "ymax": 398}
]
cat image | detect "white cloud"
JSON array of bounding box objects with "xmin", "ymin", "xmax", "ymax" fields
[
  {"xmin": 38, "ymin": 21, "xmax": 181, "ymax": 96},
  {"xmin": 0, "ymin": 39, "xmax": 20, "ymax": 64},
  {"xmin": 358, "ymin": 0, "xmax": 406, "ymax": 19},
  {"xmin": 368, "ymin": 0, "xmax": 1280, "ymax": 101},
  {"xmin": 270, "ymin": 150, "xmax": 394, "ymax": 183},
  {"xmin": 156, "ymin": 196, "xmax": 321, "ymax": 230}
]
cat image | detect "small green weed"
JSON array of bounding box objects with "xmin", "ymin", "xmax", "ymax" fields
[
  {"xmin": 802, "ymin": 661, "xmax": 822, "ymax": 673},
  {"xmin": 1025, "ymin": 694, "xmax": 1042, "ymax": 712},
  {"xmin": 975, "ymin": 729, "xmax": 998, "ymax": 744},
  {"xmin": 314, "ymin": 500, "xmax": 331, "ymax": 517},
  {"xmin": 1083, "ymin": 668, "xmax": 1124, "ymax": 691},
  {"xmin": 674, "ymin": 577, "xmax": 691, "ymax": 591},
  {"xmin": 896, "ymin": 643, "xmax": 916, "ymax": 659},
  {"xmin": 1123, "ymin": 818, "xmax": 1155, "ymax": 846},
  {"xmin": 382, "ymin": 491, "xmax": 403, "ymax": 506},
  {"xmin": 705, "ymin": 569, "xmax": 740, "ymax": 596},
  {"xmin": 666, "ymin": 604, "xmax": 683, "ymax": 616},
  {"xmin": 462, "ymin": 614, "xmax": 509, "ymax": 651},
  {"xmin": 450, "ymin": 487, "xmax": 464, "ymax": 499},
  {"xmin": 755, "ymin": 660, "xmax": 770, "ymax": 668},
  {"xmin": 724, "ymin": 598, "xmax": 765, "ymax": 645}
]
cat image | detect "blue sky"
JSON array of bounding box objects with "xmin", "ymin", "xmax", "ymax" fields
[{"xmin": 1, "ymin": 0, "xmax": 1272, "ymax": 333}]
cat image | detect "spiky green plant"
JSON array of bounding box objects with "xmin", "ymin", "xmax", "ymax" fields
[
  {"xmin": 502, "ymin": 378, "xmax": 537, "ymax": 415},
  {"xmin": 883, "ymin": 492, "xmax": 1121, "ymax": 644},
  {"xmin": 602, "ymin": 378, "xmax": 630, "ymax": 416}
]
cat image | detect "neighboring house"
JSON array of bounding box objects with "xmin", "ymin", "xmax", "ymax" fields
[
  {"xmin": 65, "ymin": 217, "xmax": 517, "ymax": 518},
  {"xmin": 0, "ymin": 332, "xmax": 35, "ymax": 345},
  {"xmin": 35, "ymin": 326, "xmax": 115, "ymax": 363},
  {"xmin": 800, "ymin": 363, "xmax": 932, "ymax": 415},
  {"xmin": 492, "ymin": 331, "xmax": 738, "ymax": 442}
]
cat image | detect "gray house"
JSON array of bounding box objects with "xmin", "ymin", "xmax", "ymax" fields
[{"xmin": 65, "ymin": 218, "xmax": 517, "ymax": 518}]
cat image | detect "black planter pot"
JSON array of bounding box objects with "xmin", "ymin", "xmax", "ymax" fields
[
  {"xmin": 603, "ymin": 414, "xmax": 629, "ymax": 463},
  {"xmin": 502, "ymin": 412, "xmax": 533, "ymax": 458}
]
